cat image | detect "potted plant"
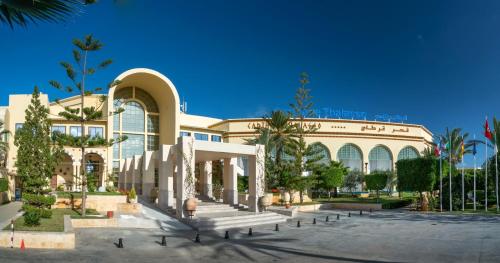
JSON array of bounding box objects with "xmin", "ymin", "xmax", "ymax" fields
[
  {"xmin": 259, "ymin": 195, "xmax": 272, "ymax": 211},
  {"xmin": 128, "ymin": 187, "xmax": 137, "ymax": 204}
]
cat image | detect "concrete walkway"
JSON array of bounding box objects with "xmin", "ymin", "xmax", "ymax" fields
[
  {"xmin": 0, "ymin": 201, "xmax": 22, "ymax": 228},
  {"xmin": 116, "ymin": 198, "xmax": 190, "ymax": 231}
]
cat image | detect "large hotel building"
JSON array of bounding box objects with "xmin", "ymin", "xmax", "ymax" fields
[{"xmin": 0, "ymin": 68, "xmax": 433, "ymax": 202}]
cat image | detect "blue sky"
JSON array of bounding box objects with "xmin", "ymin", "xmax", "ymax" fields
[{"xmin": 1, "ymin": 0, "xmax": 498, "ymax": 166}]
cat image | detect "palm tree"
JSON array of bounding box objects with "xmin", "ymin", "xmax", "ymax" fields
[
  {"xmin": 260, "ymin": 110, "xmax": 297, "ymax": 167},
  {"xmin": 440, "ymin": 128, "xmax": 473, "ymax": 165},
  {"xmin": 0, "ymin": 121, "xmax": 10, "ymax": 168},
  {"xmin": 487, "ymin": 117, "xmax": 500, "ymax": 151},
  {"xmin": 0, "ymin": 0, "xmax": 93, "ymax": 29}
]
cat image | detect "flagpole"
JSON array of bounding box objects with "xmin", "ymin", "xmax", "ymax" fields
[
  {"xmin": 462, "ymin": 151, "xmax": 465, "ymax": 212},
  {"xmin": 495, "ymin": 142, "xmax": 498, "ymax": 212},
  {"xmin": 449, "ymin": 130, "xmax": 452, "ymax": 212},
  {"xmin": 474, "ymin": 134, "xmax": 477, "ymax": 211},
  {"xmin": 440, "ymin": 149, "xmax": 443, "ymax": 212},
  {"xmin": 485, "ymin": 120, "xmax": 488, "ymax": 212}
]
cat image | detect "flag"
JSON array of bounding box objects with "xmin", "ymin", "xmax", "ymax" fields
[
  {"xmin": 485, "ymin": 118, "xmax": 493, "ymax": 140},
  {"xmin": 445, "ymin": 140, "xmax": 450, "ymax": 151},
  {"xmin": 434, "ymin": 144, "xmax": 440, "ymax": 157},
  {"xmin": 460, "ymin": 139, "xmax": 465, "ymax": 159}
]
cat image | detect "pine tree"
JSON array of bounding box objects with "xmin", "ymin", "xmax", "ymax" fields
[
  {"xmin": 49, "ymin": 35, "xmax": 125, "ymax": 216},
  {"xmin": 15, "ymin": 87, "xmax": 62, "ymax": 225},
  {"xmin": 15, "ymin": 87, "xmax": 62, "ymax": 194}
]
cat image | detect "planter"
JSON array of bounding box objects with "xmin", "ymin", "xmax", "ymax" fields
[
  {"xmin": 285, "ymin": 203, "xmax": 291, "ymax": 209},
  {"xmin": 107, "ymin": 211, "xmax": 114, "ymax": 218},
  {"xmin": 259, "ymin": 195, "xmax": 272, "ymax": 211},
  {"xmin": 129, "ymin": 198, "xmax": 138, "ymax": 204},
  {"xmin": 185, "ymin": 198, "xmax": 197, "ymax": 216}
]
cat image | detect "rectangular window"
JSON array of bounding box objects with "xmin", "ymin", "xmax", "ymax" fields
[
  {"xmin": 194, "ymin": 133, "xmax": 208, "ymax": 141},
  {"xmin": 70, "ymin": 126, "xmax": 82, "ymax": 137},
  {"xmin": 147, "ymin": 135, "xmax": 159, "ymax": 151},
  {"xmin": 154, "ymin": 168, "xmax": 159, "ymax": 188},
  {"xmin": 211, "ymin": 135, "xmax": 222, "ymax": 142},
  {"xmin": 147, "ymin": 115, "xmax": 159, "ymax": 133},
  {"xmin": 88, "ymin": 127, "xmax": 104, "ymax": 138},
  {"xmin": 113, "ymin": 133, "xmax": 120, "ymax": 160},
  {"xmin": 51, "ymin": 126, "xmax": 66, "ymax": 135},
  {"xmin": 180, "ymin": 131, "xmax": 191, "ymax": 137},
  {"xmin": 122, "ymin": 133, "xmax": 144, "ymax": 159},
  {"xmin": 15, "ymin": 123, "xmax": 23, "ymax": 130}
]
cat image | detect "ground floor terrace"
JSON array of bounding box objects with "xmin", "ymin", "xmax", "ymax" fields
[
  {"xmin": 118, "ymin": 136, "xmax": 265, "ymax": 218},
  {"xmin": 1, "ymin": 210, "xmax": 499, "ymax": 263}
]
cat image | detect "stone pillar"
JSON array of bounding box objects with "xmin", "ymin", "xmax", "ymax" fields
[
  {"xmin": 142, "ymin": 151, "xmax": 155, "ymax": 200},
  {"xmin": 159, "ymin": 145, "xmax": 175, "ymax": 211},
  {"xmin": 118, "ymin": 160, "xmax": 125, "ymax": 191},
  {"xmin": 223, "ymin": 157, "xmax": 238, "ymax": 206},
  {"xmin": 248, "ymin": 144, "xmax": 265, "ymax": 213},
  {"xmin": 176, "ymin": 136, "xmax": 195, "ymax": 219},
  {"xmin": 132, "ymin": 155, "xmax": 142, "ymax": 194},
  {"xmin": 200, "ymin": 161, "xmax": 213, "ymax": 199}
]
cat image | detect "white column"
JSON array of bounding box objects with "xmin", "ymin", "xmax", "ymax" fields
[
  {"xmin": 159, "ymin": 145, "xmax": 175, "ymax": 211},
  {"xmin": 176, "ymin": 136, "xmax": 195, "ymax": 218},
  {"xmin": 118, "ymin": 160, "xmax": 125, "ymax": 191},
  {"xmin": 132, "ymin": 155, "xmax": 142, "ymax": 193},
  {"xmin": 248, "ymin": 144, "xmax": 265, "ymax": 213},
  {"xmin": 142, "ymin": 151, "xmax": 155, "ymax": 200},
  {"xmin": 201, "ymin": 161, "xmax": 213, "ymax": 199},
  {"xmin": 223, "ymin": 157, "xmax": 238, "ymax": 206},
  {"xmin": 125, "ymin": 158, "xmax": 133, "ymax": 190}
]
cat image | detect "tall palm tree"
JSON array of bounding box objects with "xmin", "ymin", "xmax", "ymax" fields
[
  {"xmin": 440, "ymin": 128, "xmax": 472, "ymax": 165},
  {"xmin": 0, "ymin": 0, "xmax": 93, "ymax": 28},
  {"xmin": 487, "ymin": 117, "xmax": 500, "ymax": 151},
  {"xmin": 0, "ymin": 121, "xmax": 10, "ymax": 168},
  {"xmin": 260, "ymin": 110, "xmax": 297, "ymax": 167}
]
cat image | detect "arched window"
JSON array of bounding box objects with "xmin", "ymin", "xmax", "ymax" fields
[
  {"xmin": 307, "ymin": 142, "xmax": 331, "ymax": 166},
  {"xmin": 337, "ymin": 144, "xmax": 363, "ymax": 171},
  {"xmin": 369, "ymin": 145, "xmax": 392, "ymax": 172},
  {"xmin": 113, "ymin": 87, "xmax": 160, "ymax": 159},
  {"xmin": 398, "ymin": 146, "xmax": 419, "ymax": 160}
]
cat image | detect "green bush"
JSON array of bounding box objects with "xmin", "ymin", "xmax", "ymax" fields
[
  {"xmin": 128, "ymin": 187, "xmax": 137, "ymax": 200},
  {"xmin": 365, "ymin": 172, "xmax": 389, "ymax": 201},
  {"xmin": 0, "ymin": 178, "xmax": 8, "ymax": 192},
  {"xmin": 40, "ymin": 208, "xmax": 52, "ymax": 219},
  {"xmin": 106, "ymin": 185, "xmax": 117, "ymax": 192},
  {"xmin": 382, "ymin": 198, "xmax": 415, "ymax": 209},
  {"xmin": 22, "ymin": 193, "xmax": 56, "ymax": 208},
  {"xmin": 23, "ymin": 210, "xmax": 41, "ymax": 226}
]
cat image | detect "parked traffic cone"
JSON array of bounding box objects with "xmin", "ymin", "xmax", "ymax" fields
[{"xmin": 20, "ymin": 239, "xmax": 25, "ymax": 251}]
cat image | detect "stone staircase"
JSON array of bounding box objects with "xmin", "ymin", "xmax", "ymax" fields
[{"xmin": 186, "ymin": 200, "xmax": 288, "ymax": 231}]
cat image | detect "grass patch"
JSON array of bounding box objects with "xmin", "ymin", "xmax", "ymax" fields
[{"xmin": 3, "ymin": 208, "xmax": 101, "ymax": 232}]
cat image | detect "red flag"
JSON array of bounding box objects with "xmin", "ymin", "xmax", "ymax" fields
[
  {"xmin": 485, "ymin": 118, "xmax": 493, "ymax": 140},
  {"xmin": 434, "ymin": 145, "xmax": 440, "ymax": 157}
]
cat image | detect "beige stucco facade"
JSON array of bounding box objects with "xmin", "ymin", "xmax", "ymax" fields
[{"xmin": 0, "ymin": 68, "xmax": 432, "ymax": 204}]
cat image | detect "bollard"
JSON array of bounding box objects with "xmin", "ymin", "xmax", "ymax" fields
[
  {"xmin": 297, "ymin": 221, "xmax": 301, "ymax": 228},
  {"xmin": 275, "ymin": 224, "xmax": 279, "ymax": 231},
  {"xmin": 195, "ymin": 232, "xmax": 201, "ymax": 243},
  {"xmin": 248, "ymin": 228, "xmax": 253, "ymax": 236},
  {"xmin": 326, "ymin": 216, "xmax": 329, "ymax": 222},
  {"xmin": 348, "ymin": 212, "xmax": 351, "ymax": 217},
  {"xmin": 337, "ymin": 214, "xmax": 340, "ymax": 220},
  {"xmin": 225, "ymin": 231, "xmax": 230, "ymax": 240},
  {"xmin": 117, "ymin": 238, "xmax": 124, "ymax": 248},
  {"xmin": 161, "ymin": 236, "xmax": 167, "ymax": 246},
  {"xmin": 10, "ymin": 219, "xmax": 14, "ymax": 249},
  {"xmin": 360, "ymin": 210, "xmax": 363, "ymax": 216},
  {"xmin": 370, "ymin": 208, "xmax": 373, "ymax": 213},
  {"xmin": 313, "ymin": 218, "xmax": 316, "ymax": 224}
]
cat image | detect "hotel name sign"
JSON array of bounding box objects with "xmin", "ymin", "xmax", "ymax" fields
[
  {"xmin": 313, "ymin": 108, "xmax": 408, "ymax": 123},
  {"xmin": 247, "ymin": 121, "xmax": 410, "ymax": 133}
]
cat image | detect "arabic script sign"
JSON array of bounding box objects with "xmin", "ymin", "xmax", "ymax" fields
[{"xmin": 313, "ymin": 108, "xmax": 407, "ymax": 123}]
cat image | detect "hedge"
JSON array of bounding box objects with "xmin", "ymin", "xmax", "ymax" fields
[{"xmin": 0, "ymin": 178, "xmax": 8, "ymax": 192}]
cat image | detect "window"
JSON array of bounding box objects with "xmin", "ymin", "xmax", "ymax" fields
[
  {"xmin": 122, "ymin": 101, "xmax": 145, "ymax": 132},
  {"xmin": 15, "ymin": 123, "xmax": 23, "ymax": 130},
  {"xmin": 194, "ymin": 133, "xmax": 208, "ymax": 141},
  {"xmin": 307, "ymin": 142, "xmax": 331, "ymax": 165},
  {"xmin": 180, "ymin": 131, "xmax": 191, "ymax": 137},
  {"xmin": 51, "ymin": 126, "xmax": 66, "ymax": 135},
  {"xmin": 70, "ymin": 126, "xmax": 82, "ymax": 137},
  {"xmin": 211, "ymin": 135, "xmax": 222, "ymax": 142},
  {"xmin": 122, "ymin": 134, "xmax": 144, "ymax": 159},
  {"xmin": 398, "ymin": 146, "xmax": 419, "ymax": 160},
  {"xmin": 147, "ymin": 115, "xmax": 159, "ymax": 133},
  {"xmin": 369, "ymin": 145, "xmax": 393, "ymax": 171},
  {"xmin": 113, "ymin": 133, "xmax": 120, "ymax": 159},
  {"xmin": 147, "ymin": 135, "xmax": 159, "ymax": 151},
  {"xmin": 337, "ymin": 144, "xmax": 363, "ymax": 171},
  {"xmin": 88, "ymin": 127, "xmax": 104, "ymax": 138},
  {"xmin": 154, "ymin": 168, "xmax": 159, "ymax": 188}
]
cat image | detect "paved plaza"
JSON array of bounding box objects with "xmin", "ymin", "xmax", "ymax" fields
[{"xmin": 1, "ymin": 210, "xmax": 499, "ymax": 263}]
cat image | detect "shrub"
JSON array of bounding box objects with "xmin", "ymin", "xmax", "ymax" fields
[
  {"xmin": 40, "ymin": 208, "xmax": 52, "ymax": 219},
  {"xmin": 106, "ymin": 185, "xmax": 117, "ymax": 193},
  {"xmin": 0, "ymin": 178, "xmax": 8, "ymax": 192},
  {"xmin": 22, "ymin": 193, "xmax": 56, "ymax": 208},
  {"xmin": 128, "ymin": 187, "xmax": 137, "ymax": 201},
  {"xmin": 24, "ymin": 210, "xmax": 41, "ymax": 226},
  {"xmin": 56, "ymin": 184, "xmax": 65, "ymax": 191},
  {"xmin": 397, "ymin": 158, "xmax": 436, "ymax": 209},
  {"xmin": 382, "ymin": 198, "xmax": 415, "ymax": 209}
]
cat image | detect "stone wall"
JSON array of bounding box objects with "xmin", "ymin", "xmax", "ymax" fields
[{"xmin": 53, "ymin": 195, "xmax": 127, "ymax": 212}]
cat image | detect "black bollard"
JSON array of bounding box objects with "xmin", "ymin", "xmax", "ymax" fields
[
  {"xmin": 225, "ymin": 231, "xmax": 230, "ymax": 240},
  {"xmin": 297, "ymin": 220, "xmax": 301, "ymax": 228},
  {"xmin": 161, "ymin": 236, "xmax": 167, "ymax": 247},
  {"xmin": 313, "ymin": 218, "xmax": 316, "ymax": 224},
  {"xmin": 336, "ymin": 214, "xmax": 340, "ymax": 220},
  {"xmin": 195, "ymin": 233, "xmax": 201, "ymax": 243},
  {"xmin": 275, "ymin": 224, "xmax": 280, "ymax": 231},
  {"xmin": 370, "ymin": 208, "xmax": 373, "ymax": 213},
  {"xmin": 326, "ymin": 216, "xmax": 329, "ymax": 222},
  {"xmin": 118, "ymin": 238, "xmax": 124, "ymax": 248},
  {"xmin": 248, "ymin": 228, "xmax": 253, "ymax": 236},
  {"xmin": 360, "ymin": 210, "xmax": 363, "ymax": 216},
  {"xmin": 348, "ymin": 212, "xmax": 351, "ymax": 217}
]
